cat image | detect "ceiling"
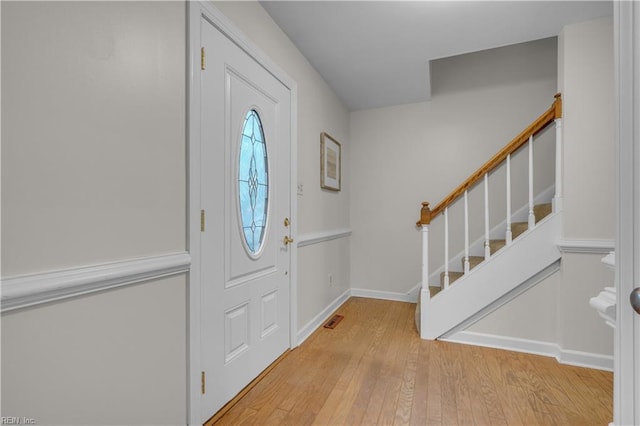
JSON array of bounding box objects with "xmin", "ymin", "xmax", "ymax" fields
[{"xmin": 260, "ymin": 1, "xmax": 613, "ymax": 111}]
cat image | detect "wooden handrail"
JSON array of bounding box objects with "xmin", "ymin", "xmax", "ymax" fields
[{"xmin": 417, "ymin": 93, "xmax": 562, "ymax": 227}]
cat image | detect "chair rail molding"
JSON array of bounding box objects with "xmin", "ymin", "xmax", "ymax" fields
[
  {"xmin": 556, "ymin": 239, "xmax": 615, "ymax": 254},
  {"xmin": 1, "ymin": 252, "xmax": 191, "ymax": 312},
  {"xmin": 297, "ymin": 228, "xmax": 352, "ymax": 247}
]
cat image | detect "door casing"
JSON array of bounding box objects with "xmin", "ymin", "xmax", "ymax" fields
[
  {"xmin": 613, "ymin": 1, "xmax": 640, "ymax": 424},
  {"xmin": 187, "ymin": 2, "xmax": 299, "ymax": 424}
]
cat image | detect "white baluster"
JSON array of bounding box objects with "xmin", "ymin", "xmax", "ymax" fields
[
  {"xmin": 506, "ymin": 153, "xmax": 513, "ymax": 244},
  {"xmin": 464, "ymin": 190, "xmax": 470, "ymax": 274},
  {"xmin": 484, "ymin": 173, "xmax": 490, "ymax": 259},
  {"xmin": 553, "ymin": 117, "xmax": 563, "ymax": 212},
  {"xmin": 444, "ymin": 207, "xmax": 450, "ymax": 289},
  {"xmin": 422, "ymin": 224, "xmax": 430, "ymax": 300},
  {"xmin": 528, "ymin": 135, "xmax": 535, "ymax": 229}
]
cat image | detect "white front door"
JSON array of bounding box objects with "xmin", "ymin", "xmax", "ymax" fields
[{"xmin": 199, "ymin": 16, "xmax": 292, "ymax": 421}]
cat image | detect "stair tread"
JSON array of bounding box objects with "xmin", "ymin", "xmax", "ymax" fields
[
  {"xmin": 440, "ymin": 271, "xmax": 464, "ymax": 287},
  {"xmin": 535, "ymin": 203, "xmax": 552, "ymax": 223},
  {"xmin": 511, "ymin": 221, "xmax": 528, "ymax": 239},
  {"xmin": 490, "ymin": 239, "xmax": 506, "ymax": 254},
  {"xmin": 510, "ymin": 203, "xmax": 552, "ymax": 240},
  {"xmin": 462, "ymin": 255, "xmax": 484, "ymax": 270}
]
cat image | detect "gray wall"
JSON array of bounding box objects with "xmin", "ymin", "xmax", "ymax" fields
[
  {"xmin": 468, "ymin": 17, "xmax": 615, "ymax": 360},
  {"xmin": 0, "ymin": 2, "xmax": 615, "ymax": 423},
  {"xmin": 1, "ymin": 2, "xmax": 187, "ymax": 423},
  {"xmin": 2, "ymin": 1, "xmax": 352, "ymax": 423},
  {"xmin": 349, "ymin": 38, "xmax": 558, "ymax": 294}
]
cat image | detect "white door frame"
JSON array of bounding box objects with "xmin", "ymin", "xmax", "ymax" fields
[
  {"xmin": 614, "ymin": 1, "xmax": 639, "ymax": 424},
  {"xmin": 187, "ymin": 2, "xmax": 298, "ymax": 424}
]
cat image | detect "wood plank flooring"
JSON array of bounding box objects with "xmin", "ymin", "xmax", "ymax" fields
[{"xmin": 211, "ymin": 297, "xmax": 612, "ymax": 425}]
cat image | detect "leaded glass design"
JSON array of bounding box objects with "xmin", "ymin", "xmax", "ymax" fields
[{"xmin": 238, "ymin": 109, "xmax": 269, "ymax": 254}]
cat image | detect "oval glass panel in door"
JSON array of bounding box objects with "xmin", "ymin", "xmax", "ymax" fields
[{"xmin": 238, "ymin": 109, "xmax": 269, "ymax": 255}]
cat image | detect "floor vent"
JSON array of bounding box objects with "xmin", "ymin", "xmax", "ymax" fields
[{"xmin": 324, "ymin": 315, "xmax": 344, "ymax": 329}]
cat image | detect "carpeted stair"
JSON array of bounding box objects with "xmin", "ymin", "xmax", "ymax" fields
[{"xmin": 428, "ymin": 202, "xmax": 552, "ymax": 297}]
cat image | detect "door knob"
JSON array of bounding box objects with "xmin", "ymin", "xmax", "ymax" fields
[
  {"xmin": 283, "ymin": 236, "xmax": 294, "ymax": 246},
  {"xmin": 630, "ymin": 288, "xmax": 640, "ymax": 315}
]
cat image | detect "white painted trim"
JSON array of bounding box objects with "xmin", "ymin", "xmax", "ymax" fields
[
  {"xmin": 444, "ymin": 330, "xmax": 558, "ymax": 358},
  {"xmin": 187, "ymin": 4, "xmax": 203, "ymax": 425},
  {"xmin": 351, "ymin": 287, "xmax": 417, "ymax": 303},
  {"xmin": 602, "ymin": 251, "xmax": 616, "ymax": 270},
  {"xmin": 427, "ymin": 184, "xmax": 556, "ymax": 286},
  {"xmin": 613, "ymin": 1, "xmax": 640, "ymax": 424},
  {"xmin": 296, "ymin": 289, "xmax": 350, "ymax": 345},
  {"xmin": 561, "ymin": 348, "xmax": 614, "ymax": 372},
  {"xmin": 297, "ymin": 228, "xmax": 351, "ymax": 247},
  {"xmin": 423, "ymin": 213, "xmax": 562, "ymax": 339},
  {"xmin": 444, "ymin": 331, "xmax": 613, "ymax": 371},
  {"xmin": 556, "ymin": 239, "xmax": 615, "ymax": 254},
  {"xmin": 187, "ymin": 3, "xmax": 299, "ymax": 424},
  {"xmin": 590, "ymin": 287, "xmax": 617, "ymax": 329},
  {"xmin": 290, "ymin": 85, "xmax": 299, "ymax": 350},
  {"xmin": 1, "ymin": 252, "xmax": 191, "ymax": 312}
]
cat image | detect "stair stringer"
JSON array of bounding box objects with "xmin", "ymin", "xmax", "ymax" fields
[{"xmin": 420, "ymin": 211, "xmax": 562, "ymax": 340}]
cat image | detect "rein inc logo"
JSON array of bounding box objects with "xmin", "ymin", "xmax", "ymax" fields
[{"xmin": 1, "ymin": 418, "xmax": 36, "ymax": 425}]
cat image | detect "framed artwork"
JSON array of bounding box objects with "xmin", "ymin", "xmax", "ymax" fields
[{"xmin": 320, "ymin": 132, "xmax": 341, "ymax": 191}]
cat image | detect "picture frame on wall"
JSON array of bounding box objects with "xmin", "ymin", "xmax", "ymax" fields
[{"xmin": 320, "ymin": 132, "xmax": 341, "ymax": 191}]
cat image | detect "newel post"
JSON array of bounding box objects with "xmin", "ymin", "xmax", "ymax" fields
[
  {"xmin": 418, "ymin": 202, "xmax": 432, "ymax": 338},
  {"xmin": 419, "ymin": 202, "xmax": 432, "ymax": 299}
]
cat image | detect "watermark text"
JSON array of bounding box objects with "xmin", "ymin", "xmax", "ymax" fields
[{"xmin": 1, "ymin": 417, "xmax": 36, "ymax": 425}]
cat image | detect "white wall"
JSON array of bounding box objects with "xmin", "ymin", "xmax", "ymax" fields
[
  {"xmin": 2, "ymin": 1, "xmax": 186, "ymax": 275},
  {"xmin": 2, "ymin": 1, "xmax": 351, "ymax": 422},
  {"xmin": 1, "ymin": 276, "xmax": 187, "ymax": 425},
  {"xmin": 467, "ymin": 17, "xmax": 615, "ymax": 362},
  {"xmin": 560, "ymin": 17, "xmax": 615, "ymax": 240},
  {"xmin": 213, "ymin": 1, "xmax": 352, "ymax": 330},
  {"xmin": 349, "ymin": 38, "xmax": 558, "ymax": 294},
  {"xmin": 1, "ymin": 2, "xmax": 187, "ymax": 423}
]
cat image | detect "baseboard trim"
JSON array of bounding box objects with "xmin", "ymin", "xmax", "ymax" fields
[
  {"xmin": 406, "ymin": 282, "xmax": 421, "ymax": 300},
  {"xmin": 297, "ymin": 228, "xmax": 352, "ymax": 248},
  {"xmin": 557, "ymin": 239, "xmax": 615, "ymax": 254},
  {"xmin": 443, "ymin": 330, "xmax": 613, "ymax": 371},
  {"xmin": 560, "ymin": 348, "xmax": 614, "ymax": 371},
  {"xmin": 351, "ymin": 287, "xmax": 417, "ymax": 303},
  {"xmin": 296, "ymin": 289, "xmax": 350, "ymax": 344},
  {"xmin": 1, "ymin": 252, "xmax": 191, "ymax": 312}
]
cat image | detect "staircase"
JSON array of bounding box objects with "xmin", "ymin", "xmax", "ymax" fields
[
  {"xmin": 431, "ymin": 202, "xmax": 552, "ymax": 297},
  {"xmin": 416, "ymin": 94, "xmax": 563, "ymax": 340}
]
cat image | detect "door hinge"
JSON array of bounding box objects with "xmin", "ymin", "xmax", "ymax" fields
[
  {"xmin": 201, "ymin": 47, "xmax": 206, "ymax": 71},
  {"xmin": 201, "ymin": 371, "xmax": 206, "ymax": 394},
  {"xmin": 200, "ymin": 209, "xmax": 205, "ymax": 232}
]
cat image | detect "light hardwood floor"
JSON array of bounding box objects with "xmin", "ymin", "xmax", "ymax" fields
[{"xmin": 212, "ymin": 297, "xmax": 613, "ymax": 425}]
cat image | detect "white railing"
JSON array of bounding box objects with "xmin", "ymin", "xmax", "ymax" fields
[
  {"xmin": 506, "ymin": 153, "xmax": 513, "ymax": 244},
  {"xmin": 417, "ymin": 94, "xmax": 563, "ymax": 312},
  {"xmin": 444, "ymin": 207, "xmax": 450, "ymax": 289},
  {"xmin": 484, "ymin": 173, "xmax": 490, "ymax": 260}
]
